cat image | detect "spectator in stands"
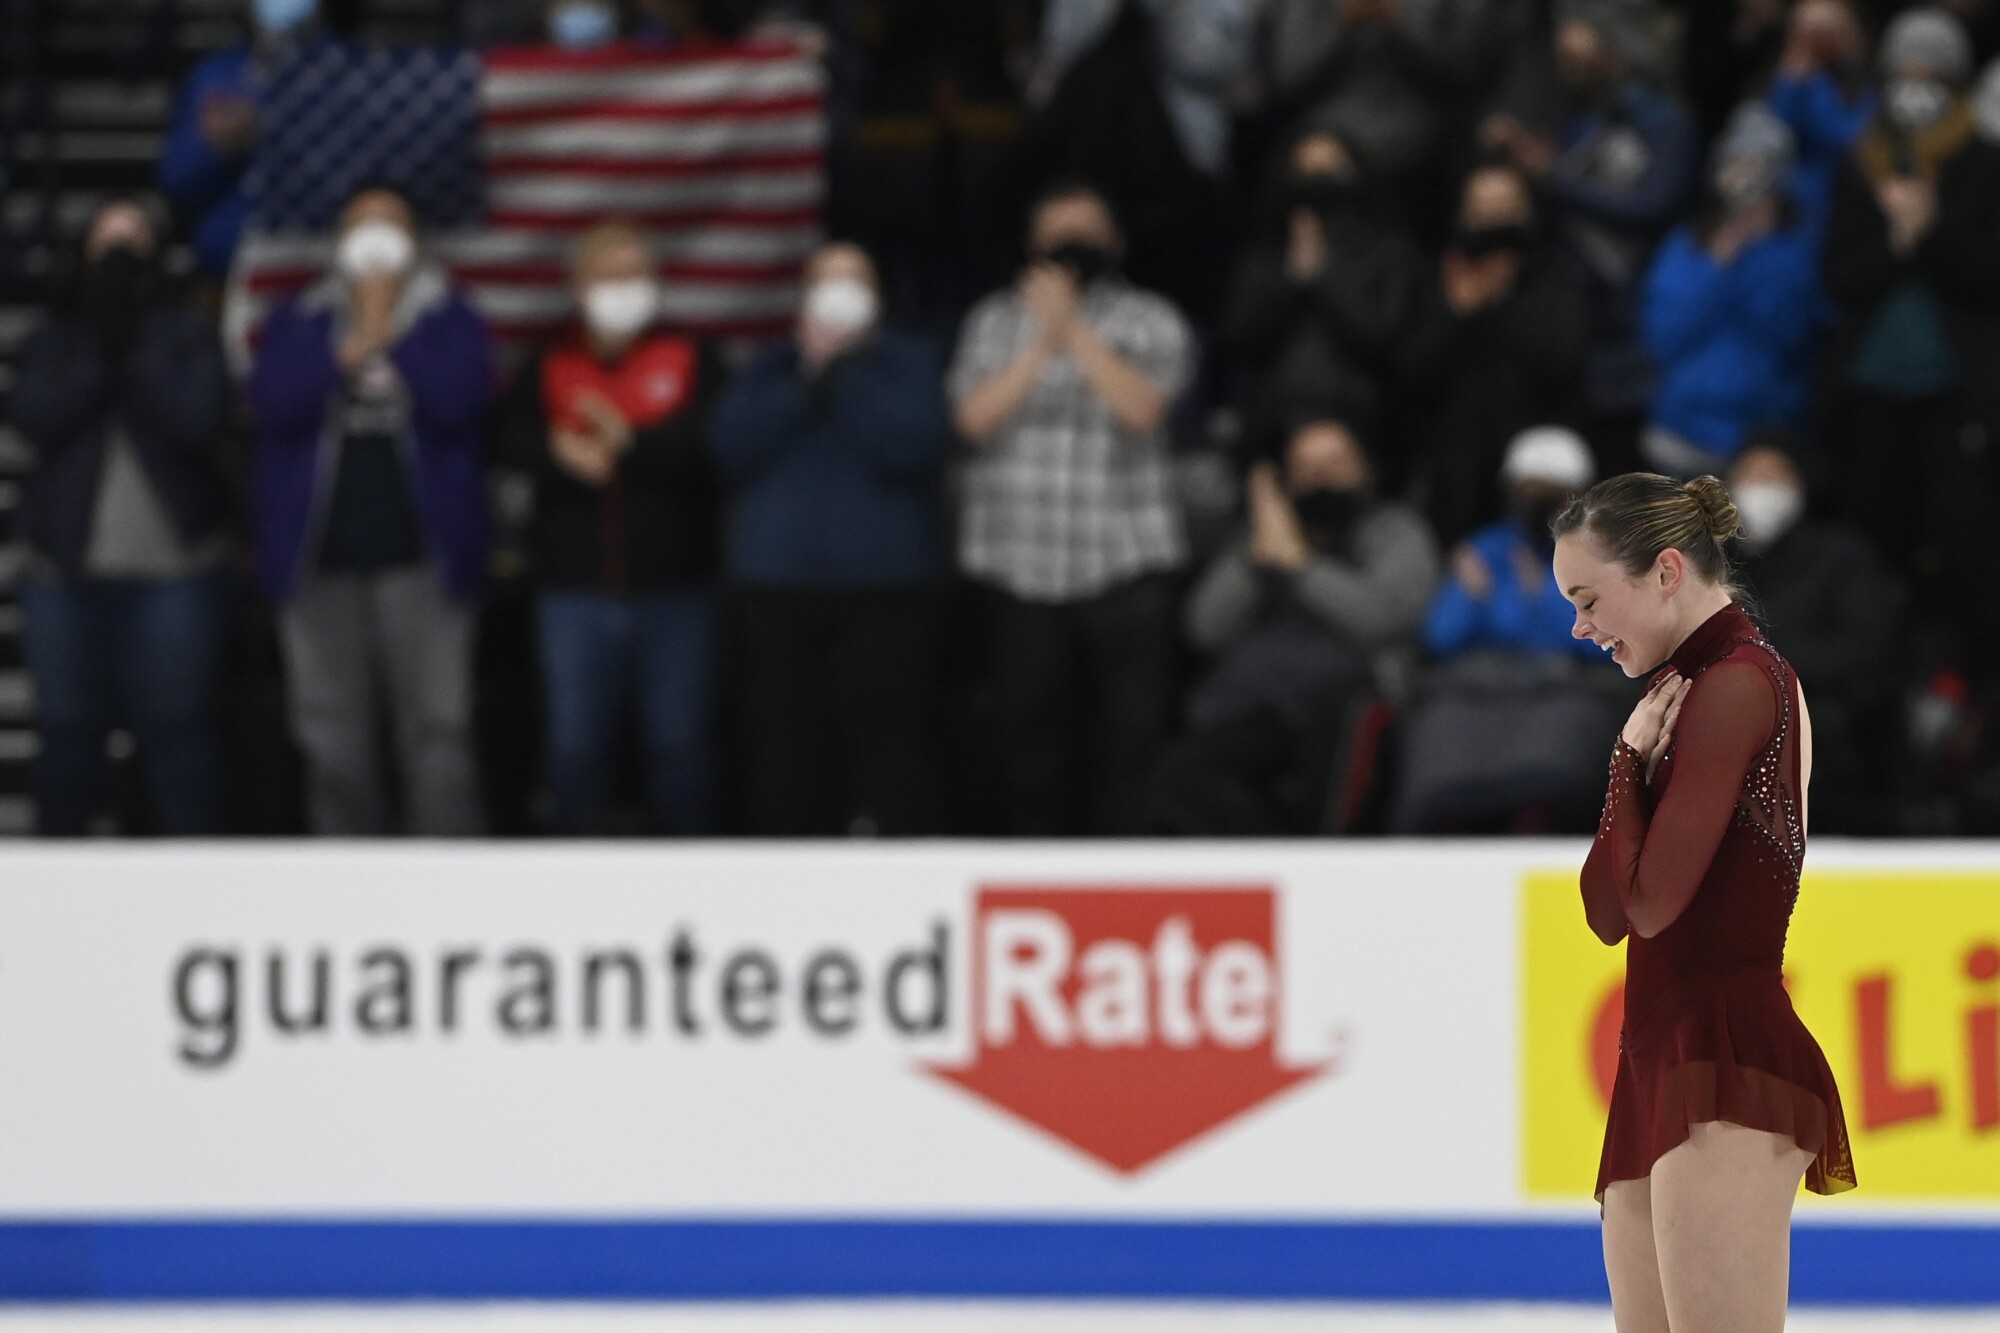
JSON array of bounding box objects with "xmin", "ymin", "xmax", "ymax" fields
[
  {"xmin": 1822, "ymin": 7, "xmax": 2000, "ymax": 646},
  {"xmin": 1263, "ymin": 0, "xmax": 1513, "ymax": 213},
  {"xmin": 1421, "ymin": 426, "xmax": 1602, "ymax": 665},
  {"xmin": 949, "ymin": 180, "xmax": 1194, "ymax": 834},
  {"xmin": 1006, "ymin": 0, "xmax": 1250, "ymax": 321},
  {"xmin": 1220, "ymin": 129, "xmax": 1428, "ymax": 450},
  {"xmin": 1392, "ymin": 425, "xmax": 1624, "ymax": 832},
  {"xmin": 248, "ymin": 184, "xmax": 492, "ymax": 836},
  {"xmin": 159, "ymin": 0, "xmax": 328, "ymax": 276},
  {"xmin": 1401, "ymin": 161, "xmax": 1591, "ymax": 546},
  {"xmin": 1768, "ymin": 0, "xmax": 1875, "ymax": 226},
  {"xmin": 1639, "ymin": 103, "xmax": 1822, "ymax": 477},
  {"xmin": 1151, "ymin": 412, "xmax": 1438, "ymax": 835},
  {"xmin": 1032, "ymin": 0, "xmax": 1253, "ymax": 184},
  {"xmin": 1482, "ymin": 0, "xmax": 1699, "ymax": 426},
  {"xmin": 711, "ymin": 242, "xmax": 952, "ymax": 836},
  {"xmin": 493, "ymin": 221, "xmax": 724, "ymax": 835},
  {"xmin": 1727, "ymin": 437, "xmax": 1907, "ymax": 831},
  {"xmin": 9, "ymin": 201, "xmax": 232, "ymax": 835}
]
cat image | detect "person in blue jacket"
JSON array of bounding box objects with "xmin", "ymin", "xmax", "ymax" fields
[
  {"xmin": 1423, "ymin": 425, "xmax": 1605, "ymax": 665},
  {"xmin": 1639, "ymin": 102, "xmax": 1823, "ymax": 478},
  {"xmin": 9, "ymin": 201, "xmax": 234, "ymax": 835},
  {"xmin": 1397, "ymin": 423, "xmax": 1623, "ymax": 833},
  {"xmin": 158, "ymin": 0, "xmax": 328, "ymax": 276},
  {"xmin": 710, "ymin": 242, "xmax": 954, "ymax": 835},
  {"xmin": 1767, "ymin": 0, "xmax": 1876, "ymax": 229},
  {"xmin": 247, "ymin": 183, "xmax": 493, "ymax": 836}
]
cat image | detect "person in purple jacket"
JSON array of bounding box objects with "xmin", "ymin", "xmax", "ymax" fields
[{"xmin": 247, "ymin": 184, "xmax": 493, "ymax": 836}]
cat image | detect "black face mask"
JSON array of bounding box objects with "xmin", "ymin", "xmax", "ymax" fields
[
  {"xmin": 1512, "ymin": 493, "xmax": 1566, "ymax": 545},
  {"xmin": 1453, "ymin": 222, "xmax": 1533, "ymax": 259},
  {"xmin": 1292, "ymin": 485, "xmax": 1370, "ymax": 543},
  {"xmin": 1038, "ymin": 240, "xmax": 1117, "ymax": 286},
  {"xmin": 1287, "ymin": 173, "xmax": 1355, "ymax": 216},
  {"xmin": 74, "ymin": 247, "xmax": 162, "ymax": 356}
]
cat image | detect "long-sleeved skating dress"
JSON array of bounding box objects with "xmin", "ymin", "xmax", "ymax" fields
[{"xmin": 1583, "ymin": 601, "xmax": 1857, "ymax": 1202}]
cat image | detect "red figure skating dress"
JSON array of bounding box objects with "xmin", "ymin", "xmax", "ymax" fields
[{"xmin": 1583, "ymin": 602, "xmax": 1857, "ymax": 1202}]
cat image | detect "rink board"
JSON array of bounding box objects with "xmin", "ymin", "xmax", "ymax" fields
[{"xmin": 0, "ymin": 842, "xmax": 1996, "ymax": 1303}]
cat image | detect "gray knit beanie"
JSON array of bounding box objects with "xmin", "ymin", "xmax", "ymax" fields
[{"xmin": 1882, "ymin": 7, "xmax": 1975, "ymax": 85}]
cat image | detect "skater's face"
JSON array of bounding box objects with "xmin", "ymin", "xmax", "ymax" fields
[{"xmin": 1553, "ymin": 532, "xmax": 1684, "ymax": 677}]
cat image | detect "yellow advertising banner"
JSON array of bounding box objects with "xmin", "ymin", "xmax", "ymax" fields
[{"xmin": 1522, "ymin": 870, "xmax": 2000, "ymax": 1201}]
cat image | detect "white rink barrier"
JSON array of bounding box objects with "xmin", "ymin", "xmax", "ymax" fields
[{"xmin": 0, "ymin": 842, "xmax": 1994, "ymax": 1305}]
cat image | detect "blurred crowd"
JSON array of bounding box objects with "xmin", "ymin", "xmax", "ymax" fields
[{"xmin": 13, "ymin": 0, "xmax": 2000, "ymax": 837}]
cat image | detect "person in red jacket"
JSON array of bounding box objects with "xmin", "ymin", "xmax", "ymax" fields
[
  {"xmin": 493, "ymin": 221, "xmax": 724, "ymax": 834},
  {"xmin": 1553, "ymin": 471, "xmax": 1854, "ymax": 1333}
]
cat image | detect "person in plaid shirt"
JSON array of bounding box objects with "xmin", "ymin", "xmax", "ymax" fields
[{"xmin": 949, "ymin": 180, "xmax": 1195, "ymax": 834}]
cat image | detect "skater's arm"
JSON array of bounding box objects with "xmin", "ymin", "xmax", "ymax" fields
[{"xmin": 1580, "ymin": 662, "xmax": 1776, "ymax": 942}]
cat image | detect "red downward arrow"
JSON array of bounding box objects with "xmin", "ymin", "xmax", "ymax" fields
[{"xmin": 928, "ymin": 1045, "xmax": 1326, "ymax": 1174}]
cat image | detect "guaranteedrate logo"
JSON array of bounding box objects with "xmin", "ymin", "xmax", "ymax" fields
[{"xmin": 168, "ymin": 885, "xmax": 1331, "ymax": 1173}]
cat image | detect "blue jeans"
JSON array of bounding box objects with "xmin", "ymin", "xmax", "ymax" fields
[
  {"xmin": 17, "ymin": 571, "xmax": 228, "ymax": 835},
  {"xmin": 536, "ymin": 587, "xmax": 717, "ymax": 834}
]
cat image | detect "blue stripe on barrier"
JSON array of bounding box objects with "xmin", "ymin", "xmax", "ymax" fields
[{"xmin": 0, "ymin": 1220, "xmax": 1994, "ymax": 1305}]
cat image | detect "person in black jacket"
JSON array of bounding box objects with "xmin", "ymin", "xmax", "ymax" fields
[
  {"xmin": 1727, "ymin": 438, "xmax": 1907, "ymax": 831},
  {"xmin": 1400, "ymin": 161, "xmax": 1592, "ymax": 545},
  {"xmin": 8, "ymin": 200, "xmax": 234, "ymax": 835},
  {"xmin": 493, "ymin": 221, "xmax": 725, "ymax": 834},
  {"xmin": 1821, "ymin": 7, "xmax": 2000, "ymax": 668},
  {"xmin": 1220, "ymin": 128, "xmax": 1429, "ymax": 457}
]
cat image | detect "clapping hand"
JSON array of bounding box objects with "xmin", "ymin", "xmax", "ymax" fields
[
  {"xmin": 1481, "ymin": 115, "xmax": 1556, "ymax": 180},
  {"xmin": 1248, "ymin": 463, "xmax": 1311, "ymax": 570},
  {"xmin": 1452, "ymin": 544, "xmax": 1495, "ymax": 599},
  {"xmin": 1286, "ymin": 210, "xmax": 1329, "ymax": 282},
  {"xmin": 552, "ymin": 390, "xmax": 632, "ymax": 486},
  {"xmin": 1442, "ymin": 249, "xmax": 1519, "ymax": 314},
  {"xmin": 1021, "ymin": 262, "xmax": 1081, "ymax": 350},
  {"xmin": 338, "ymin": 272, "xmax": 403, "ymax": 371},
  {"xmin": 198, "ymin": 92, "xmax": 259, "ymax": 156},
  {"xmin": 1877, "ymin": 176, "xmax": 1939, "ymax": 255},
  {"xmin": 574, "ymin": 390, "xmax": 634, "ymax": 456}
]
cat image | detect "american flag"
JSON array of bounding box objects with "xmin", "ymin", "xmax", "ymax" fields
[{"xmin": 224, "ymin": 40, "xmax": 826, "ymax": 369}]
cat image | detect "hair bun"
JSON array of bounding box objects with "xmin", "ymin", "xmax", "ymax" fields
[{"xmin": 1683, "ymin": 475, "xmax": 1741, "ymax": 545}]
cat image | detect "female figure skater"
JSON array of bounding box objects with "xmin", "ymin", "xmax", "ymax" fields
[{"xmin": 1552, "ymin": 473, "xmax": 1855, "ymax": 1332}]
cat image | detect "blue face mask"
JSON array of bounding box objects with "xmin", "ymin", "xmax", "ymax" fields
[
  {"xmin": 254, "ymin": 0, "xmax": 317, "ymax": 36},
  {"xmin": 549, "ymin": 1, "xmax": 616, "ymax": 49}
]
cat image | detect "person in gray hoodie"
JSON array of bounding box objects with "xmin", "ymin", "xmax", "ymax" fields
[{"xmin": 1151, "ymin": 408, "xmax": 1438, "ymax": 833}]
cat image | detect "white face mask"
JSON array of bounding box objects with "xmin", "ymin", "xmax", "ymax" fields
[
  {"xmin": 1733, "ymin": 481, "xmax": 1806, "ymax": 548},
  {"xmin": 803, "ymin": 276, "xmax": 878, "ymax": 337},
  {"xmin": 583, "ymin": 277, "xmax": 657, "ymax": 341},
  {"xmin": 336, "ymin": 220, "xmax": 415, "ymax": 279},
  {"xmin": 1885, "ymin": 77, "xmax": 1954, "ymax": 133}
]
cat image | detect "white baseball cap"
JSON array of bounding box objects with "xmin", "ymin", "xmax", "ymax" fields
[{"xmin": 1502, "ymin": 426, "xmax": 1596, "ymax": 491}]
